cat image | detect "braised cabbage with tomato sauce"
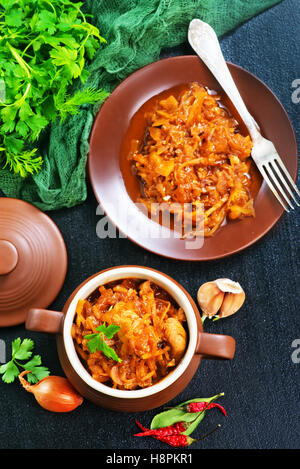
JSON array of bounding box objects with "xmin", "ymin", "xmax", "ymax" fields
[
  {"xmin": 72, "ymin": 279, "xmax": 187, "ymax": 390},
  {"xmin": 129, "ymin": 82, "xmax": 256, "ymax": 237}
]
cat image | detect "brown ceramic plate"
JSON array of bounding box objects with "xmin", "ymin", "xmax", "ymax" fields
[{"xmin": 88, "ymin": 55, "xmax": 298, "ymax": 261}]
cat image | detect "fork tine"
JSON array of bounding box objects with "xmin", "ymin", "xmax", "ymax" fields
[
  {"xmin": 265, "ymin": 163, "xmax": 294, "ymax": 210},
  {"xmin": 259, "ymin": 165, "xmax": 290, "ymax": 212},
  {"xmin": 274, "ymin": 156, "xmax": 300, "ymax": 199},
  {"xmin": 270, "ymin": 160, "xmax": 300, "ymax": 207}
]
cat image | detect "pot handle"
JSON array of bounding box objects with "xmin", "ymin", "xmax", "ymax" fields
[
  {"xmin": 196, "ymin": 332, "xmax": 235, "ymax": 360},
  {"xmin": 26, "ymin": 308, "xmax": 64, "ymax": 334}
]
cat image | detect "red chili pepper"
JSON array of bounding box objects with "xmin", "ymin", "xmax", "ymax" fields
[
  {"xmin": 187, "ymin": 401, "xmax": 227, "ymax": 416},
  {"xmin": 134, "ymin": 420, "xmax": 221, "ymax": 447},
  {"xmin": 135, "ymin": 420, "xmax": 194, "ymax": 447},
  {"xmin": 135, "ymin": 420, "xmax": 151, "ymax": 433},
  {"xmin": 134, "ymin": 420, "xmax": 186, "ymax": 437},
  {"xmin": 160, "ymin": 425, "xmax": 221, "ymax": 446},
  {"xmin": 156, "ymin": 434, "xmax": 195, "ymax": 447}
]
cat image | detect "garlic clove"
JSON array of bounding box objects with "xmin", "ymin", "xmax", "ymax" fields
[
  {"xmin": 215, "ymin": 278, "xmax": 244, "ymax": 294},
  {"xmin": 197, "ymin": 281, "xmax": 225, "ymax": 317},
  {"xmin": 219, "ymin": 290, "xmax": 246, "ymax": 318},
  {"xmin": 197, "ymin": 278, "xmax": 246, "ymax": 320}
]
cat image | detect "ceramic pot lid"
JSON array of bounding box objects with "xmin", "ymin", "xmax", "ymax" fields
[{"xmin": 0, "ymin": 197, "xmax": 67, "ymax": 327}]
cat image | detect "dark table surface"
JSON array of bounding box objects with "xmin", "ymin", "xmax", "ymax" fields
[{"xmin": 0, "ymin": 0, "xmax": 299, "ymax": 450}]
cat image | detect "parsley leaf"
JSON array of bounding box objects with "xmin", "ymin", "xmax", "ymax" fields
[
  {"xmin": 50, "ymin": 47, "xmax": 81, "ymax": 79},
  {"xmin": 0, "ymin": 361, "xmax": 19, "ymax": 383},
  {"xmin": 5, "ymin": 7, "xmax": 22, "ymax": 28},
  {"xmin": 0, "ymin": 338, "xmax": 50, "ymax": 384},
  {"xmin": 96, "ymin": 324, "xmax": 121, "ymax": 339},
  {"xmin": 99, "ymin": 337, "xmax": 121, "ymax": 363},
  {"xmin": 13, "ymin": 338, "xmax": 34, "ymax": 360},
  {"xmin": 84, "ymin": 323, "xmax": 122, "ymax": 363},
  {"xmin": 36, "ymin": 10, "xmax": 57, "ymax": 35}
]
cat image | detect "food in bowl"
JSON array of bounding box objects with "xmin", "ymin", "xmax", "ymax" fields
[
  {"xmin": 127, "ymin": 82, "xmax": 257, "ymax": 237},
  {"xmin": 71, "ymin": 278, "xmax": 187, "ymax": 390}
]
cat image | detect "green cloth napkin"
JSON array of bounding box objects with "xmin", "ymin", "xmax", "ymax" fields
[{"xmin": 0, "ymin": 0, "xmax": 281, "ymax": 211}]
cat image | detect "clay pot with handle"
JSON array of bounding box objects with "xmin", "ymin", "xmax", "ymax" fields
[{"xmin": 26, "ymin": 266, "xmax": 235, "ymax": 412}]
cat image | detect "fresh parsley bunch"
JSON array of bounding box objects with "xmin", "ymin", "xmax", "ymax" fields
[
  {"xmin": 0, "ymin": 337, "xmax": 49, "ymax": 384},
  {"xmin": 0, "ymin": 0, "xmax": 109, "ymax": 177}
]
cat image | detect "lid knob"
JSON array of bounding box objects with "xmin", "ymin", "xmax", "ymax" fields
[{"xmin": 0, "ymin": 240, "xmax": 18, "ymax": 275}]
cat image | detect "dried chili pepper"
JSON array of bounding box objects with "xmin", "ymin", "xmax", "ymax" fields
[
  {"xmin": 156, "ymin": 434, "xmax": 195, "ymax": 447},
  {"xmin": 135, "ymin": 420, "xmax": 151, "ymax": 433},
  {"xmin": 135, "ymin": 420, "xmax": 194, "ymax": 446},
  {"xmin": 185, "ymin": 401, "xmax": 227, "ymax": 416},
  {"xmin": 159, "ymin": 425, "xmax": 221, "ymax": 447},
  {"xmin": 164, "ymin": 395, "xmax": 226, "ymax": 416},
  {"xmin": 134, "ymin": 393, "xmax": 225, "ymax": 447},
  {"xmin": 134, "ymin": 420, "xmax": 187, "ymax": 437},
  {"xmin": 134, "ymin": 420, "xmax": 221, "ymax": 447}
]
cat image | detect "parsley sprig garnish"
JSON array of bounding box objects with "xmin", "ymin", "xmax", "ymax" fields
[
  {"xmin": 0, "ymin": 338, "xmax": 50, "ymax": 384},
  {"xmin": 0, "ymin": 0, "xmax": 109, "ymax": 177},
  {"xmin": 84, "ymin": 323, "xmax": 122, "ymax": 363}
]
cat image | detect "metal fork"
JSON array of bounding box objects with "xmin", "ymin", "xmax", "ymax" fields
[{"xmin": 188, "ymin": 19, "xmax": 300, "ymax": 212}]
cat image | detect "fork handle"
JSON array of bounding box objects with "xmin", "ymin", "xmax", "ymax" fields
[{"xmin": 188, "ymin": 19, "xmax": 262, "ymax": 144}]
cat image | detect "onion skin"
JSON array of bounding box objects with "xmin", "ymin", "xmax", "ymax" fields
[{"xmin": 19, "ymin": 371, "xmax": 83, "ymax": 412}]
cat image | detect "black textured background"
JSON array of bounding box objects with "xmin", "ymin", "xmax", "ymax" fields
[{"xmin": 0, "ymin": 0, "xmax": 299, "ymax": 450}]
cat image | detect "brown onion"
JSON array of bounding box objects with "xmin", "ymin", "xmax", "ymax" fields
[{"xmin": 19, "ymin": 370, "xmax": 83, "ymax": 412}]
